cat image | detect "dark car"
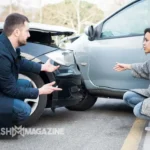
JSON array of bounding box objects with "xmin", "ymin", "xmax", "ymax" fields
[{"xmin": 0, "ymin": 22, "xmax": 82, "ymax": 126}]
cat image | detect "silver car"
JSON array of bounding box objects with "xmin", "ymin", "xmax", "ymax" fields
[{"xmin": 65, "ymin": 0, "xmax": 150, "ymax": 111}]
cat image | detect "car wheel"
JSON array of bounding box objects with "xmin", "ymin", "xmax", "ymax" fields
[
  {"xmin": 18, "ymin": 73, "xmax": 47, "ymax": 126},
  {"xmin": 66, "ymin": 86, "xmax": 97, "ymax": 111}
]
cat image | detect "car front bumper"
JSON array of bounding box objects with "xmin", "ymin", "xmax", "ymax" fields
[{"xmin": 51, "ymin": 64, "xmax": 82, "ymax": 108}]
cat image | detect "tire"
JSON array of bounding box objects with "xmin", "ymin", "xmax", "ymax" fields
[
  {"xmin": 66, "ymin": 92, "xmax": 97, "ymax": 111},
  {"xmin": 19, "ymin": 72, "xmax": 47, "ymax": 127}
]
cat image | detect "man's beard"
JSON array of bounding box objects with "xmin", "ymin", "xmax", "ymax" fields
[{"xmin": 18, "ymin": 39, "xmax": 27, "ymax": 47}]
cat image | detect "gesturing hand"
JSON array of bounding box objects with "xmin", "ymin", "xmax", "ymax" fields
[
  {"xmin": 38, "ymin": 81, "xmax": 62, "ymax": 95},
  {"xmin": 113, "ymin": 62, "xmax": 131, "ymax": 72},
  {"xmin": 41, "ymin": 59, "xmax": 60, "ymax": 72}
]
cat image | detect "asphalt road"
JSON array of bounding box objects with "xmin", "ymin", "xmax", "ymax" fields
[{"xmin": 0, "ymin": 98, "xmax": 136, "ymax": 150}]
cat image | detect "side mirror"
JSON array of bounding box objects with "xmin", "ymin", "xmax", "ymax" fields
[{"xmin": 84, "ymin": 25, "xmax": 96, "ymax": 41}]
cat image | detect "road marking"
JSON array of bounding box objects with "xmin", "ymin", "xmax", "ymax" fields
[{"xmin": 121, "ymin": 118, "xmax": 147, "ymax": 150}]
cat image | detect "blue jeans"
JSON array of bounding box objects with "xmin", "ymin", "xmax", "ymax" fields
[
  {"xmin": 123, "ymin": 91, "xmax": 150, "ymax": 120},
  {"xmin": 12, "ymin": 79, "xmax": 32, "ymax": 124}
]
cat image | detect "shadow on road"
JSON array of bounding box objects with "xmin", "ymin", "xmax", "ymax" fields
[
  {"xmin": 35, "ymin": 98, "xmax": 133, "ymax": 127},
  {"xmin": 92, "ymin": 98, "xmax": 133, "ymax": 113}
]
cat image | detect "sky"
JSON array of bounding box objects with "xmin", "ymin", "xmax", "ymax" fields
[
  {"xmin": 0, "ymin": 0, "xmax": 63, "ymax": 7},
  {"xmin": 0, "ymin": 0, "xmax": 133, "ymax": 8},
  {"xmin": 0, "ymin": 0, "xmax": 133, "ymax": 14}
]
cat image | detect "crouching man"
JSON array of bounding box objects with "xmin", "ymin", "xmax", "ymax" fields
[{"xmin": 0, "ymin": 13, "xmax": 62, "ymax": 135}]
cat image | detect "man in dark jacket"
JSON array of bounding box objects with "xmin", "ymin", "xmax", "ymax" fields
[{"xmin": 0, "ymin": 13, "xmax": 62, "ymax": 129}]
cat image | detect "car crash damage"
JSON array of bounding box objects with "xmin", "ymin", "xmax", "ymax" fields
[{"xmin": 0, "ymin": 22, "xmax": 83, "ymax": 126}]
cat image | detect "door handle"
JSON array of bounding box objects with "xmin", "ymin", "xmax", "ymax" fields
[{"xmin": 80, "ymin": 62, "xmax": 87, "ymax": 66}]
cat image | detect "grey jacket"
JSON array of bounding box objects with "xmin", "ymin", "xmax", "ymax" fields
[{"xmin": 131, "ymin": 60, "xmax": 150, "ymax": 117}]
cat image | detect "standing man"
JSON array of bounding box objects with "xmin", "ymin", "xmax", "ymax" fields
[
  {"xmin": 114, "ymin": 28, "xmax": 150, "ymax": 121},
  {"xmin": 0, "ymin": 13, "xmax": 62, "ymax": 128}
]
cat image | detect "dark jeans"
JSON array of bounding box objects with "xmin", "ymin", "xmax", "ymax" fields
[{"xmin": 12, "ymin": 79, "xmax": 32, "ymax": 124}]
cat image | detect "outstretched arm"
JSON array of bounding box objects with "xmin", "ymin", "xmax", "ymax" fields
[
  {"xmin": 19, "ymin": 58, "xmax": 41, "ymax": 74},
  {"xmin": 114, "ymin": 61, "xmax": 150, "ymax": 80},
  {"xmin": 19, "ymin": 58, "xmax": 59, "ymax": 74},
  {"xmin": 113, "ymin": 62, "xmax": 131, "ymax": 71},
  {"xmin": 131, "ymin": 60, "xmax": 150, "ymax": 79}
]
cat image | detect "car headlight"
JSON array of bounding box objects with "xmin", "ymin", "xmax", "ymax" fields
[{"xmin": 45, "ymin": 50, "xmax": 75, "ymax": 66}]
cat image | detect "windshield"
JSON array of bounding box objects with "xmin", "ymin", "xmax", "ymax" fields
[{"xmin": 28, "ymin": 31, "xmax": 70, "ymax": 47}]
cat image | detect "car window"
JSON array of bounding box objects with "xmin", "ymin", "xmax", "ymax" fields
[
  {"xmin": 28, "ymin": 31, "xmax": 64, "ymax": 47},
  {"xmin": 101, "ymin": 0, "xmax": 150, "ymax": 39}
]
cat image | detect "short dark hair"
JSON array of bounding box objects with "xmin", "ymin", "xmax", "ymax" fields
[
  {"xmin": 144, "ymin": 28, "xmax": 150, "ymax": 35},
  {"xmin": 3, "ymin": 13, "xmax": 29, "ymax": 36}
]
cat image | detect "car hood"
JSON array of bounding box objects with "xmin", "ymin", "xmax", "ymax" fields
[
  {"xmin": 29, "ymin": 22, "xmax": 76, "ymax": 36},
  {"xmin": 20, "ymin": 42, "xmax": 59, "ymax": 61},
  {"xmin": 0, "ymin": 22, "xmax": 76, "ymax": 36}
]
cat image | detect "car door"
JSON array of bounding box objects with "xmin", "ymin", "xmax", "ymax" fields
[{"xmin": 87, "ymin": 0, "xmax": 150, "ymax": 90}]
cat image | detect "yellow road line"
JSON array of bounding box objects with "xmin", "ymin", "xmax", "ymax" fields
[{"xmin": 121, "ymin": 118, "xmax": 147, "ymax": 150}]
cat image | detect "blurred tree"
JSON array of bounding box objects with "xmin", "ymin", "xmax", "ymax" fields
[
  {"xmin": 0, "ymin": 4, "xmax": 40, "ymax": 22},
  {"xmin": 0, "ymin": 0, "xmax": 104, "ymax": 33},
  {"xmin": 42, "ymin": 0, "xmax": 104, "ymax": 33}
]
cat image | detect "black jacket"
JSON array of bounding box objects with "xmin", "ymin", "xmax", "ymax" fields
[{"xmin": 0, "ymin": 33, "xmax": 41, "ymax": 127}]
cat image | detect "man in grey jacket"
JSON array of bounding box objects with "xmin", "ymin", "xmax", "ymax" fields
[{"xmin": 114, "ymin": 28, "xmax": 150, "ymax": 121}]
